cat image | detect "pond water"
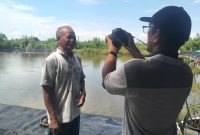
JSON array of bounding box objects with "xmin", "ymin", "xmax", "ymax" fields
[{"xmin": 0, "ymin": 52, "xmax": 199, "ymax": 118}]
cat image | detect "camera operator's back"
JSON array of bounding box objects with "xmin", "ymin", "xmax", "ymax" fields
[{"xmin": 122, "ymin": 54, "xmax": 192, "ymax": 135}]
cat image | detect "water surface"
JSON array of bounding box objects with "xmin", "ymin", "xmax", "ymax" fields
[
  {"xmin": 0, "ymin": 52, "xmax": 199, "ymax": 118},
  {"xmin": 0, "ymin": 52, "xmax": 127, "ymax": 118}
]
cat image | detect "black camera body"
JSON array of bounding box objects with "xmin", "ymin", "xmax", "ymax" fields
[{"xmin": 108, "ymin": 28, "xmax": 129, "ymax": 48}]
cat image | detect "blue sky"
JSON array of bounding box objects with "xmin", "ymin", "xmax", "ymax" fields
[{"xmin": 0, "ymin": 0, "xmax": 200, "ymax": 41}]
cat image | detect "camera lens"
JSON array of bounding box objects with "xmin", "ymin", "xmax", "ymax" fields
[{"xmin": 110, "ymin": 28, "xmax": 128, "ymax": 48}]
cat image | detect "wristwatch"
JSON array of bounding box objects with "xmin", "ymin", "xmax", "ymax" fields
[{"xmin": 109, "ymin": 51, "xmax": 118, "ymax": 57}]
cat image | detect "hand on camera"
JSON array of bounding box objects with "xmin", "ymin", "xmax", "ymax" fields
[
  {"xmin": 105, "ymin": 36, "xmax": 120, "ymax": 53},
  {"xmin": 124, "ymin": 32, "xmax": 137, "ymax": 51}
]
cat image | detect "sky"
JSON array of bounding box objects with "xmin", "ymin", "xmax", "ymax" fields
[{"xmin": 0, "ymin": 0, "xmax": 200, "ymax": 42}]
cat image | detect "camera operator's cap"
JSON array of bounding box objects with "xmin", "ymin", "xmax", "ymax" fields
[{"xmin": 140, "ymin": 6, "xmax": 191, "ymax": 42}]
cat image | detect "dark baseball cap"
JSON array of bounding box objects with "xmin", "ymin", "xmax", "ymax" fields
[{"xmin": 140, "ymin": 6, "xmax": 191, "ymax": 44}]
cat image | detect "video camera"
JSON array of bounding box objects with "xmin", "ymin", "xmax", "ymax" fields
[{"xmin": 108, "ymin": 28, "xmax": 129, "ymax": 48}]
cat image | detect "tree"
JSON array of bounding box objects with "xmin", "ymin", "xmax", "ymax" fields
[
  {"xmin": 181, "ymin": 34, "xmax": 200, "ymax": 51},
  {"xmin": 0, "ymin": 33, "xmax": 7, "ymax": 41},
  {"xmin": 0, "ymin": 33, "xmax": 10, "ymax": 49}
]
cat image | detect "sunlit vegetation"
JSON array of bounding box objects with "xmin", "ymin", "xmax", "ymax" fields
[{"xmin": 0, "ymin": 33, "xmax": 199, "ymax": 54}]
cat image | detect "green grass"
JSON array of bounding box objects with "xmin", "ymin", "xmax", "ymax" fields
[{"xmin": 75, "ymin": 46, "xmax": 149, "ymax": 56}]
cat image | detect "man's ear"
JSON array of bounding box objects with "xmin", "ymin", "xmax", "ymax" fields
[{"xmin": 152, "ymin": 30, "xmax": 160, "ymax": 44}]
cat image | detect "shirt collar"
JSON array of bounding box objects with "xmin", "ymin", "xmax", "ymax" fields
[
  {"xmin": 149, "ymin": 54, "xmax": 184, "ymax": 65},
  {"xmin": 56, "ymin": 48, "xmax": 74, "ymax": 57}
]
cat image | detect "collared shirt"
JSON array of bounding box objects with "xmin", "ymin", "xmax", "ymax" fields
[
  {"xmin": 41, "ymin": 48, "xmax": 85, "ymax": 123},
  {"xmin": 103, "ymin": 54, "xmax": 193, "ymax": 135}
]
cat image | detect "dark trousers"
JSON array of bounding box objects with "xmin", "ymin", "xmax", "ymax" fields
[{"xmin": 48, "ymin": 115, "xmax": 80, "ymax": 135}]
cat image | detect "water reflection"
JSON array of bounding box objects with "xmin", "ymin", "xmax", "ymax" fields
[
  {"xmin": 0, "ymin": 52, "xmax": 199, "ymax": 118},
  {"xmin": 0, "ymin": 52, "xmax": 125, "ymax": 117},
  {"xmin": 80, "ymin": 54, "xmax": 105, "ymax": 70}
]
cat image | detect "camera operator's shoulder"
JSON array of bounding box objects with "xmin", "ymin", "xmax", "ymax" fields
[
  {"xmin": 124, "ymin": 59, "xmax": 148, "ymax": 72},
  {"xmin": 125, "ymin": 58, "xmax": 147, "ymax": 67}
]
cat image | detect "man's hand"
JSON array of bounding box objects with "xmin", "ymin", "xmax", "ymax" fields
[
  {"xmin": 42, "ymin": 86, "xmax": 60, "ymax": 134},
  {"xmin": 49, "ymin": 115, "xmax": 60, "ymax": 134},
  {"xmin": 124, "ymin": 32, "xmax": 145, "ymax": 59},
  {"xmin": 105, "ymin": 36, "xmax": 120, "ymax": 53},
  {"xmin": 76, "ymin": 90, "xmax": 86, "ymax": 107},
  {"xmin": 124, "ymin": 32, "xmax": 137, "ymax": 51}
]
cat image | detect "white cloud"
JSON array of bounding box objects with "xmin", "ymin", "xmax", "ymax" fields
[
  {"xmin": 76, "ymin": 31, "xmax": 104, "ymax": 40},
  {"xmin": 190, "ymin": 32, "xmax": 199, "ymax": 38},
  {"xmin": 0, "ymin": 2, "xmax": 57, "ymax": 39},
  {"xmin": 138, "ymin": 33, "xmax": 147, "ymax": 43},
  {"xmin": 77, "ymin": 0, "xmax": 102, "ymax": 5},
  {"xmin": 0, "ymin": 2, "xmax": 59, "ymax": 40},
  {"xmin": 120, "ymin": 0, "xmax": 130, "ymax": 3},
  {"xmin": 1, "ymin": 1, "xmax": 33, "ymax": 11},
  {"xmin": 12, "ymin": 31, "xmax": 21, "ymax": 39},
  {"xmin": 144, "ymin": 9, "xmax": 155, "ymax": 13},
  {"xmin": 73, "ymin": 22, "xmax": 111, "ymax": 41},
  {"xmin": 192, "ymin": 16, "xmax": 200, "ymax": 21},
  {"xmin": 193, "ymin": 0, "xmax": 200, "ymax": 3},
  {"xmin": 0, "ymin": 1, "xmax": 198, "ymax": 42},
  {"xmin": 11, "ymin": 3, "xmax": 33, "ymax": 11},
  {"xmin": 0, "ymin": 1, "xmax": 108, "ymax": 41},
  {"xmin": 144, "ymin": 5, "xmax": 168, "ymax": 14}
]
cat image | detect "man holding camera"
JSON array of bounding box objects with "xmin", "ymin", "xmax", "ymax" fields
[{"xmin": 102, "ymin": 6, "xmax": 193, "ymax": 135}]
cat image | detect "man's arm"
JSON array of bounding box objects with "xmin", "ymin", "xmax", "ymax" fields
[
  {"xmin": 42, "ymin": 85, "xmax": 59, "ymax": 133},
  {"xmin": 127, "ymin": 46, "xmax": 145, "ymax": 59},
  {"xmin": 102, "ymin": 34, "xmax": 144, "ymax": 88},
  {"xmin": 76, "ymin": 78, "xmax": 86, "ymax": 107},
  {"xmin": 102, "ymin": 36, "xmax": 119, "ymax": 88},
  {"xmin": 102, "ymin": 53, "xmax": 117, "ymax": 83},
  {"xmin": 75, "ymin": 56, "xmax": 86, "ymax": 107},
  {"xmin": 125, "ymin": 33, "xmax": 145, "ymax": 59}
]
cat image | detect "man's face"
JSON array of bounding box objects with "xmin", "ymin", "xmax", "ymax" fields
[
  {"xmin": 147, "ymin": 23, "xmax": 159, "ymax": 53},
  {"xmin": 58, "ymin": 28, "xmax": 76, "ymax": 52}
]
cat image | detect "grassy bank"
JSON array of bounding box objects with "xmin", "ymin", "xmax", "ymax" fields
[{"xmin": 75, "ymin": 45, "xmax": 149, "ymax": 56}]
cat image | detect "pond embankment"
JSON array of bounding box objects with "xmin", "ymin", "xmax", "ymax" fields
[{"xmin": 0, "ymin": 103, "xmax": 122, "ymax": 135}]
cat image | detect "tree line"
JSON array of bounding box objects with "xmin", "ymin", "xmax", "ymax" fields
[{"xmin": 0, "ymin": 32, "xmax": 199, "ymax": 53}]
